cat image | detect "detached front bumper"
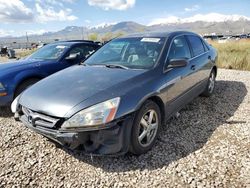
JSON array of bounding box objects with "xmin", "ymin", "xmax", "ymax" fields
[{"xmin": 19, "ymin": 112, "xmax": 134, "ymax": 155}]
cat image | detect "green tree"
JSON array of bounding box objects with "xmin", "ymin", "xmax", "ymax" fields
[{"xmin": 88, "ymin": 33, "xmax": 98, "ymax": 41}]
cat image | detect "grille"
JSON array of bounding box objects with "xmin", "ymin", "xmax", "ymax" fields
[{"xmin": 22, "ymin": 106, "xmax": 60, "ymax": 128}]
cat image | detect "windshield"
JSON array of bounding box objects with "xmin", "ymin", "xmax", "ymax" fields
[
  {"xmin": 28, "ymin": 44, "xmax": 70, "ymax": 60},
  {"xmin": 85, "ymin": 37, "xmax": 166, "ymax": 69}
]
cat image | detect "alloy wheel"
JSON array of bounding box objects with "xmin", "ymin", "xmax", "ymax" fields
[
  {"xmin": 138, "ymin": 109, "xmax": 159, "ymax": 147},
  {"xmin": 208, "ymin": 72, "xmax": 215, "ymax": 93}
]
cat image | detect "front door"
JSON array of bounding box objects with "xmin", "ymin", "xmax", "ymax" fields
[{"xmin": 161, "ymin": 35, "xmax": 196, "ymax": 117}]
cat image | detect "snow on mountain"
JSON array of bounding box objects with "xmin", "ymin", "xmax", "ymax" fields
[
  {"xmin": 148, "ymin": 13, "xmax": 250, "ymax": 26},
  {"xmin": 92, "ymin": 22, "xmax": 117, "ymax": 29}
]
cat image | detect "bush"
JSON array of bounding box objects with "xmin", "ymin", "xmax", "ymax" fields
[{"xmin": 210, "ymin": 39, "xmax": 250, "ymax": 71}]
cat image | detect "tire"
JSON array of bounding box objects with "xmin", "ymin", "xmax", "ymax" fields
[
  {"xmin": 201, "ymin": 70, "xmax": 216, "ymax": 97},
  {"xmin": 14, "ymin": 78, "xmax": 40, "ymax": 98},
  {"xmin": 129, "ymin": 100, "xmax": 161, "ymax": 155}
]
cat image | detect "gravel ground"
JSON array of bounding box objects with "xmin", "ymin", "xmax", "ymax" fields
[{"xmin": 0, "ymin": 69, "xmax": 249, "ymax": 187}]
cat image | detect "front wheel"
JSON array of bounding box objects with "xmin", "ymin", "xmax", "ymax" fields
[
  {"xmin": 129, "ymin": 100, "xmax": 161, "ymax": 155},
  {"xmin": 201, "ymin": 70, "xmax": 216, "ymax": 97}
]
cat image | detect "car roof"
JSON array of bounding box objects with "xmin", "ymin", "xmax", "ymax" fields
[
  {"xmin": 49, "ymin": 40, "xmax": 98, "ymax": 46},
  {"xmin": 120, "ymin": 31, "xmax": 199, "ymax": 38}
]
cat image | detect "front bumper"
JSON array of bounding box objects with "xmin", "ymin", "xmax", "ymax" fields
[
  {"xmin": 19, "ymin": 113, "xmax": 134, "ymax": 155},
  {"xmin": 0, "ymin": 92, "xmax": 13, "ymax": 106}
]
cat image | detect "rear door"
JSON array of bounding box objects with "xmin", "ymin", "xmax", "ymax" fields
[{"xmin": 186, "ymin": 35, "xmax": 211, "ymax": 85}]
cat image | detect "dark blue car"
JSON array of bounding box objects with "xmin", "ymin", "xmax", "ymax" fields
[{"xmin": 0, "ymin": 41, "xmax": 99, "ymax": 106}]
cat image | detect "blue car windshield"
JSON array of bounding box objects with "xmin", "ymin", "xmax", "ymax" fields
[
  {"xmin": 28, "ymin": 44, "xmax": 70, "ymax": 60},
  {"xmin": 85, "ymin": 37, "xmax": 166, "ymax": 69}
]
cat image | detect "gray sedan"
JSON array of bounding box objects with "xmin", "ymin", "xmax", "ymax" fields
[{"xmin": 12, "ymin": 31, "xmax": 218, "ymax": 155}]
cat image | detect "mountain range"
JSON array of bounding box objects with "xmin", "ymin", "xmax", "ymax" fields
[{"xmin": 1, "ymin": 15, "xmax": 250, "ymax": 43}]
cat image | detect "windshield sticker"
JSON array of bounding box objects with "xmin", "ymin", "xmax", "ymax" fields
[
  {"xmin": 56, "ymin": 45, "xmax": 67, "ymax": 49},
  {"xmin": 141, "ymin": 38, "xmax": 161, "ymax": 43}
]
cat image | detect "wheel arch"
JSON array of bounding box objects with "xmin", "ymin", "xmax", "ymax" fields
[
  {"xmin": 13, "ymin": 76, "xmax": 43, "ymax": 98},
  {"xmin": 212, "ymin": 66, "xmax": 217, "ymax": 77},
  {"xmin": 139, "ymin": 95, "xmax": 166, "ymax": 125}
]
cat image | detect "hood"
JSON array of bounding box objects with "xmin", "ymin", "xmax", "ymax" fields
[
  {"xmin": 0, "ymin": 59, "xmax": 53, "ymax": 74},
  {"xmin": 19, "ymin": 65, "xmax": 146, "ymax": 117},
  {"xmin": 0, "ymin": 59, "xmax": 32, "ymax": 69}
]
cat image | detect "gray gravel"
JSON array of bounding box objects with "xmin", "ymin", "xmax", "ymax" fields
[{"xmin": 0, "ymin": 69, "xmax": 249, "ymax": 187}]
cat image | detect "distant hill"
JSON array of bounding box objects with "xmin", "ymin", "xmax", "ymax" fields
[
  {"xmin": 148, "ymin": 20, "xmax": 250, "ymax": 35},
  {"xmin": 1, "ymin": 20, "xmax": 250, "ymax": 44}
]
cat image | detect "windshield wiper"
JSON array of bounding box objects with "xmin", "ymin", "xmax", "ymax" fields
[
  {"xmin": 104, "ymin": 64, "xmax": 129, "ymax": 70},
  {"xmin": 89, "ymin": 64, "xmax": 129, "ymax": 70}
]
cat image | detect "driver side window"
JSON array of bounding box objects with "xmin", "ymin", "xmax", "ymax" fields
[{"xmin": 168, "ymin": 36, "xmax": 191, "ymax": 60}]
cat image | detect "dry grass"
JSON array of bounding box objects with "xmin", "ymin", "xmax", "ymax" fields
[
  {"xmin": 0, "ymin": 49, "xmax": 36, "ymax": 63},
  {"xmin": 15, "ymin": 48, "xmax": 37, "ymax": 58},
  {"xmin": 0, "ymin": 56, "xmax": 7, "ymax": 63},
  {"xmin": 209, "ymin": 39, "xmax": 250, "ymax": 71}
]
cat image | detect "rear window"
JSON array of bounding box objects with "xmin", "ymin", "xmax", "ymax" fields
[
  {"xmin": 203, "ymin": 40, "xmax": 210, "ymax": 51},
  {"xmin": 187, "ymin": 35, "xmax": 205, "ymax": 57}
]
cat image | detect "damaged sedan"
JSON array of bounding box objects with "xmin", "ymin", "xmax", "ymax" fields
[{"xmin": 12, "ymin": 31, "xmax": 217, "ymax": 155}]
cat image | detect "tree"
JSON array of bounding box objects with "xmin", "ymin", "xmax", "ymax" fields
[
  {"xmin": 88, "ymin": 33, "xmax": 98, "ymax": 41},
  {"xmin": 114, "ymin": 32, "xmax": 126, "ymax": 38},
  {"xmin": 101, "ymin": 32, "xmax": 114, "ymax": 42}
]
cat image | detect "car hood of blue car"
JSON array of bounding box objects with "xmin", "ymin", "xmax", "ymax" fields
[
  {"xmin": 19, "ymin": 65, "xmax": 147, "ymax": 118},
  {"xmin": 0, "ymin": 58, "xmax": 53, "ymax": 75}
]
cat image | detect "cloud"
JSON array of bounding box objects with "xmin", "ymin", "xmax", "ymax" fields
[
  {"xmin": 0, "ymin": 0, "xmax": 34, "ymax": 23},
  {"xmin": 84, "ymin": 19, "xmax": 91, "ymax": 24},
  {"xmin": 88, "ymin": 0, "xmax": 135, "ymax": 10},
  {"xmin": 0, "ymin": 29, "xmax": 15, "ymax": 37},
  {"xmin": 26, "ymin": 29, "xmax": 48, "ymax": 35},
  {"xmin": 148, "ymin": 13, "xmax": 250, "ymax": 26},
  {"xmin": 184, "ymin": 5, "xmax": 200, "ymax": 12},
  {"xmin": 0, "ymin": 29, "xmax": 48, "ymax": 37},
  {"xmin": 35, "ymin": 0, "xmax": 76, "ymax": 7},
  {"xmin": 0, "ymin": 0, "xmax": 77, "ymax": 23},
  {"xmin": 35, "ymin": 3, "xmax": 78, "ymax": 22}
]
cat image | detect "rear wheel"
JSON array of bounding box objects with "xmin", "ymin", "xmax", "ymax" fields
[
  {"xmin": 14, "ymin": 78, "xmax": 40, "ymax": 98},
  {"xmin": 129, "ymin": 100, "xmax": 161, "ymax": 155},
  {"xmin": 201, "ymin": 70, "xmax": 216, "ymax": 97}
]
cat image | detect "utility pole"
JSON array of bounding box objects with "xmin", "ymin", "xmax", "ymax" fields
[
  {"xmin": 26, "ymin": 32, "xmax": 29, "ymax": 49},
  {"xmin": 82, "ymin": 26, "xmax": 84, "ymax": 40}
]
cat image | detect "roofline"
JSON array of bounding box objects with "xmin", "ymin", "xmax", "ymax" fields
[
  {"xmin": 48, "ymin": 40, "xmax": 101, "ymax": 46},
  {"xmin": 117, "ymin": 31, "xmax": 200, "ymax": 39}
]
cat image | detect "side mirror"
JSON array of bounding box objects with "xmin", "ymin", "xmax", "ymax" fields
[
  {"xmin": 167, "ymin": 59, "xmax": 188, "ymax": 69},
  {"xmin": 65, "ymin": 53, "xmax": 79, "ymax": 61}
]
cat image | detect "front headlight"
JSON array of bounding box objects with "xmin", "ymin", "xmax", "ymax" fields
[
  {"xmin": 62, "ymin": 97, "xmax": 120, "ymax": 129},
  {"xmin": 11, "ymin": 95, "xmax": 20, "ymax": 113}
]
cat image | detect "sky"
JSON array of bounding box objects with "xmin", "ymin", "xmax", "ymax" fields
[{"xmin": 0, "ymin": 0, "xmax": 250, "ymax": 37}]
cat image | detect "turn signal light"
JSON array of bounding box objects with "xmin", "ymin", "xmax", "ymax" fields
[{"xmin": 0, "ymin": 92, "xmax": 7, "ymax": 97}]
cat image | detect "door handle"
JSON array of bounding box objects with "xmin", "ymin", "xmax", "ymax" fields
[
  {"xmin": 191, "ymin": 65, "xmax": 196, "ymax": 70},
  {"xmin": 208, "ymin": 55, "xmax": 211, "ymax": 60}
]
